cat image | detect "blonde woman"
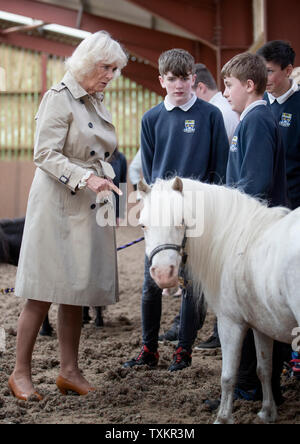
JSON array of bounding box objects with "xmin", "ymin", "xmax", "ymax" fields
[{"xmin": 9, "ymin": 31, "xmax": 127, "ymax": 400}]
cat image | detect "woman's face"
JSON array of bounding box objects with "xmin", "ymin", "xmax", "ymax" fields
[{"xmin": 83, "ymin": 62, "xmax": 118, "ymax": 94}]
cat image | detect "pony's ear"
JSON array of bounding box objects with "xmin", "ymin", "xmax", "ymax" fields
[
  {"xmin": 172, "ymin": 177, "xmax": 183, "ymax": 194},
  {"xmin": 138, "ymin": 180, "xmax": 151, "ymax": 195}
]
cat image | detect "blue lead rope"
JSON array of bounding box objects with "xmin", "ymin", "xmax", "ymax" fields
[
  {"xmin": 0, "ymin": 236, "xmax": 145, "ymax": 295},
  {"xmin": 0, "ymin": 287, "xmax": 14, "ymax": 295},
  {"xmin": 116, "ymin": 236, "xmax": 144, "ymax": 251}
]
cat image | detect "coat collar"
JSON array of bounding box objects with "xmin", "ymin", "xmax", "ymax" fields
[
  {"xmin": 61, "ymin": 71, "xmax": 87, "ymax": 99},
  {"xmin": 61, "ymin": 71, "xmax": 104, "ymax": 102}
]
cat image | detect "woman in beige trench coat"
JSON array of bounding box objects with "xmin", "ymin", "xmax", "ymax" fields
[{"xmin": 8, "ymin": 31, "xmax": 128, "ymax": 400}]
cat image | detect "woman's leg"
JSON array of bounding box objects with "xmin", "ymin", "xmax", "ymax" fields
[
  {"xmin": 57, "ymin": 304, "xmax": 92, "ymax": 389},
  {"xmin": 11, "ymin": 299, "xmax": 51, "ymax": 394}
]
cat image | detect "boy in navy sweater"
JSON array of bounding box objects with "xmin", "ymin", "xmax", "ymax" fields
[
  {"xmin": 123, "ymin": 49, "xmax": 229, "ymax": 372},
  {"xmin": 257, "ymin": 40, "xmax": 300, "ymax": 210},
  {"xmin": 223, "ymin": 52, "xmax": 288, "ymax": 207},
  {"xmin": 205, "ymin": 52, "xmax": 288, "ymax": 411}
]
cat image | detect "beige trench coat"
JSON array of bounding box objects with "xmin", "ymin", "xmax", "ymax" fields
[{"xmin": 15, "ymin": 71, "xmax": 119, "ymax": 306}]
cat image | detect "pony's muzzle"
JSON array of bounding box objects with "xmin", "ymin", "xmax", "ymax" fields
[{"xmin": 150, "ymin": 264, "xmax": 179, "ymax": 289}]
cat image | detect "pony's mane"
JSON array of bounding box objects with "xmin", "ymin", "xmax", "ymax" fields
[{"xmin": 152, "ymin": 178, "xmax": 290, "ymax": 298}]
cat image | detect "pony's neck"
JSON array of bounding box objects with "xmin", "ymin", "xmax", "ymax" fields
[{"xmin": 181, "ymin": 178, "xmax": 287, "ymax": 297}]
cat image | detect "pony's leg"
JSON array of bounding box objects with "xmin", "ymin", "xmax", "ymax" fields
[
  {"xmin": 252, "ymin": 330, "xmax": 277, "ymax": 423},
  {"xmin": 215, "ymin": 318, "xmax": 247, "ymax": 424}
]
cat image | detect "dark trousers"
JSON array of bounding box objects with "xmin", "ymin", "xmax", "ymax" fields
[
  {"xmin": 237, "ymin": 329, "xmax": 291, "ymax": 404},
  {"xmin": 142, "ymin": 255, "xmax": 198, "ymax": 353}
]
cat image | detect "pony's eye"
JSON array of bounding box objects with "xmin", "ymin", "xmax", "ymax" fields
[{"xmin": 140, "ymin": 224, "xmax": 146, "ymax": 230}]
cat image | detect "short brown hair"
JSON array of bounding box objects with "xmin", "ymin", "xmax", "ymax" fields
[
  {"xmin": 221, "ymin": 52, "xmax": 267, "ymax": 95},
  {"xmin": 158, "ymin": 49, "xmax": 195, "ymax": 77},
  {"xmin": 193, "ymin": 63, "xmax": 217, "ymax": 90}
]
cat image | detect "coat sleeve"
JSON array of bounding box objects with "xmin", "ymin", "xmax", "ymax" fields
[
  {"xmin": 238, "ymin": 119, "xmax": 275, "ymax": 200},
  {"xmin": 33, "ymin": 89, "xmax": 88, "ymax": 192},
  {"xmin": 141, "ymin": 114, "xmax": 155, "ymax": 185},
  {"xmin": 209, "ymin": 109, "xmax": 230, "ymax": 185}
]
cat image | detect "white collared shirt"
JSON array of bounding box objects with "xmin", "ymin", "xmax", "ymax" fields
[
  {"xmin": 240, "ymin": 100, "xmax": 267, "ymax": 121},
  {"xmin": 164, "ymin": 94, "xmax": 197, "ymax": 111},
  {"xmin": 267, "ymin": 79, "xmax": 299, "ymax": 104},
  {"xmin": 209, "ymin": 92, "xmax": 240, "ymax": 143}
]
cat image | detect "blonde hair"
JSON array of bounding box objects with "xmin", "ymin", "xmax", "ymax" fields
[{"xmin": 65, "ymin": 31, "xmax": 128, "ymax": 82}]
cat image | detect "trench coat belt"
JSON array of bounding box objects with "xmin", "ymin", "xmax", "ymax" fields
[{"xmin": 69, "ymin": 158, "xmax": 116, "ymax": 180}]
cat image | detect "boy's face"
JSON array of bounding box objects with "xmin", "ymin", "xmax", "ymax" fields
[
  {"xmin": 159, "ymin": 71, "xmax": 196, "ymax": 106},
  {"xmin": 223, "ymin": 76, "xmax": 249, "ymax": 114},
  {"xmin": 265, "ymin": 61, "xmax": 293, "ymax": 97}
]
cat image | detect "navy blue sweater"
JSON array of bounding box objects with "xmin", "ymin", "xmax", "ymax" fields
[
  {"xmin": 265, "ymin": 89, "xmax": 300, "ymax": 209},
  {"xmin": 226, "ymin": 104, "xmax": 288, "ymax": 207},
  {"xmin": 141, "ymin": 99, "xmax": 229, "ymax": 185}
]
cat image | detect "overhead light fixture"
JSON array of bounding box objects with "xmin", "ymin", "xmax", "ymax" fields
[{"xmin": 0, "ymin": 10, "xmax": 90, "ymax": 40}]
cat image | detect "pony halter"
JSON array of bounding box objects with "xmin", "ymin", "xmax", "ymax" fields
[{"xmin": 148, "ymin": 229, "xmax": 187, "ymax": 267}]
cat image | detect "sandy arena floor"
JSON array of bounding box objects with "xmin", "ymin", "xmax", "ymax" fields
[{"xmin": 0, "ymin": 226, "xmax": 299, "ymax": 424}]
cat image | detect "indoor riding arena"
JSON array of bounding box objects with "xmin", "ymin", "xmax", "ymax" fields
[{"xmin": 0, "ymin": 0, "xmax": 300, "ymax": 427}]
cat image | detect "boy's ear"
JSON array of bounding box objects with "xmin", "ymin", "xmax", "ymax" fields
[
  {"xmin": 195, "ymin": 82, "xmax": 207, "ymax": 99},
  {"xmin": 246, "ymin": 79, "xmax": 255, "ymax": 93},
  {"xmin": 197, "ymin": 81, "xmax": 207, "ymax": 92},
  {"xmin": 285, "ymin": 64, "xmax": 294, "ymax": 78},
  {"xmin": 159, "ymin": 75, "xmax": 166, "ymax": 89},
  {"xmin": 191, "ymin": 73, "xmax": 196, "ymax": 87}
]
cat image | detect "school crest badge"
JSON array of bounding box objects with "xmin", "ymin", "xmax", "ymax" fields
[
  {"xmin": 230, "ymin": 136, "xmax": 238, "ymax": 152},
  {"xmin": 183, "ymin": 120, "xmax": 195, "ymax": 133},
  {"xmin": 279, "ymin": 112, "xmax": 292, "ymax": 128}
]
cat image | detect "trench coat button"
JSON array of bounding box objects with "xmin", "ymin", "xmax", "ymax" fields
[
  {"xmin": 90, "ymin": 204, "xmax": 96, "ymax": 210},
  {"xmin": 61, "ymin": 82, "xmax": 65, "ymax": 85},
  {"xmin": 80, "ymin": 98, "xmax": 84, "ymax": 104},
  {"xmin": 71, "ymin": 191, "xmax": 76, "ymax": 195},
  {"xmin": 88, "ymin": 122, "xmax": 93, "ymax": 128},
  {"xmin": 90, "ymin": 150, "xmax": 95, "ymax": 156},
  {"xmin": 104, "ymin": 152, "xmax": 110, "ymax": 158}
]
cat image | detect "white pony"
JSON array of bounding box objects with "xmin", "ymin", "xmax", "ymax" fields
[{"xmin": 138, "ymin": 177, "xmax": 300, "ymax": 424}]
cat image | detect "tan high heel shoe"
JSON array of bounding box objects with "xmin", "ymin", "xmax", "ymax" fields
[
  {"xmin": 8, "ymin": 375, "xmax": 43, "ymax": 401},
  {"xmin": 56, "ymin": 375, "xmax": 96, "ymax": 396}
]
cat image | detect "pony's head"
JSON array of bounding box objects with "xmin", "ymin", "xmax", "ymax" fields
[{"xmin": 138, "ymin": 177, "xmax": 185, "ymax": 289}]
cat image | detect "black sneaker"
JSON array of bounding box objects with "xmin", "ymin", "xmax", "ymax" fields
[
  {"xmin": 39, "ymin": 314, "xmax": 53, "ymax": 337},
  {"xmin": 122, "ymin": 345, "xmax": 159, "ymax": 369},
  {"xmin": 158, "ymin": 316, "xmax": 180, "ymax": 343},
  {"xmin": 194, "ymin": 335, "xmax": 221, "ymax": 350},
  {"xmin": 158, "ymin": 325, "xmax": 179, "ymax": 343},
  {"xmin": 204, "ymin": 387, "xmax": 259, "ymax": 412},
  {"xmin": 168, "ymin": 347, "xmax": 192, "ymax": 372},
  {"xmin": 82, "ymin": 306, "xmax": 92, "ymax": 325},
  {"xmin": 204, "ymin": 398, "xmax": 221, "ymax": 411}
]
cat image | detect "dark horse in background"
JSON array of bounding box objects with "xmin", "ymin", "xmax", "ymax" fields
[{"xmin": 0, "ymin": 218, "xmax": 104, "ymax": 334}]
